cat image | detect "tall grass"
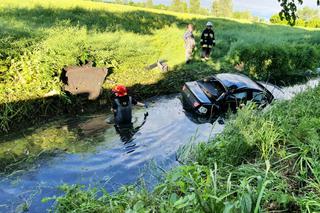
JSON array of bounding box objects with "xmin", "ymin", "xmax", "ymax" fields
[{"xmin": 1, "ymin": 0, "xmax": 320, "ymax": 132}]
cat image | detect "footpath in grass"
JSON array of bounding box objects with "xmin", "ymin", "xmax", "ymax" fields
[
  {"xmin": 1, "ymin": 0, "xmax": 320, "ymax": 132},
  {"xmin": 50, "ymin": 85, "xmax": 320, "ymax": 212}
]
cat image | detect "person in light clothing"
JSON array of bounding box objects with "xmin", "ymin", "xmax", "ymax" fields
[{"xmin": 183, "ymin": 24, "xmax": 196, "ymax": 64}]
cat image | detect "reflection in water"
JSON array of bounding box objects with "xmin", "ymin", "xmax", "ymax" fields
[
  {"xmin": 76, "ymin": 116, "xmax": 110, "ymax": 137},
  {"xmin": 115, "ymin": 112, "xmax": 149, "ymax": 153},
  {"xmin": 184, "ymin": 110, "xmax": 224, "ymax": 125},
  {"xmin": 262, "ymin": 78, "xmax": 320, "ymax": 100},
  {"xmin": 116, "ymin": 125, "xmax": 137, "ymax": 154},
  {"xmin": 116, "ymin": 112, "xmax": 148, "ymax": 143}
]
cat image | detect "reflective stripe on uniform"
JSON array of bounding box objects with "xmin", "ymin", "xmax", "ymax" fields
[
  {"xmin": 202, "ymin": 44, "xmax": 208, "ymax": 47},
  {"xmin": 209, "ymin": 34, "xmax": 213, "ymax": 38}
]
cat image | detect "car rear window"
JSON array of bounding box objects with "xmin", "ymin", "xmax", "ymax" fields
[{"xmin": 198, "ymin": 81, "xmax": 225, "ymax": 98}]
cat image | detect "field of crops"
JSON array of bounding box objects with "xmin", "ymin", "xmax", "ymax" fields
[{"xmin": 1, "ymin": 0, "xmax": 320, "ymax": 133}]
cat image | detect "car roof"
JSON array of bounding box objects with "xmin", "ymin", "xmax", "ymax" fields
[{"xmin": 214, "ymin": 73, "xmax": 263, "ymax": 91}]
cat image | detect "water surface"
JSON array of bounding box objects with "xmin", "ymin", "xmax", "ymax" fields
[{"xmin": 0, "ymin": 95, "xmax": 223, "ymax": 213}]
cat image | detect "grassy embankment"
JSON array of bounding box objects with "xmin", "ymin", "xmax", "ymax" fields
[
  {"xmin": 51, "ymin": 83, "xmax": 320, "ymax": 212},
  {"xmin": 1, "ymin": 0, "xmax": 320, "ymax": 133}
]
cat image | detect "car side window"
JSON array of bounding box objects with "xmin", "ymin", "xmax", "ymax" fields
[
  {"xmin": 252, "ymin": 91, "xmax": 266, "ymax": 102},
  {"xmin": 233, "ymin": 91, "xmax": 247, "ymax": 100}
]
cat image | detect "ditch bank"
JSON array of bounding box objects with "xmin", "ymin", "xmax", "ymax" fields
[
  {"xmin": 1, "ymin": 65, "xmax": 319, "ymax": 134},
  {"xmin": 0, "ymin": 78, "xmax": 319, "ymax": 212}
]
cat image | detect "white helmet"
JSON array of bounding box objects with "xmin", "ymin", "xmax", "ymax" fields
[{"xmin": 206, "ymin": 21, "xmax": 213, "ymax": 27}]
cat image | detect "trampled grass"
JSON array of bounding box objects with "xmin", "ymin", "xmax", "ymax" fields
[{"xmin": 1, "ymin": 0, "xmax": 320, "ymax": 132}]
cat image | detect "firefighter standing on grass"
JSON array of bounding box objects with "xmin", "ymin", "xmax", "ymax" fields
[{"xmin": 200, "ymin": 22, "xmax": 215, "ymax": 61}]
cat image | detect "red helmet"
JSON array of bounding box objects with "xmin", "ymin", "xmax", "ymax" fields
[{"xmin": 112, "ymin": 85, "xmax": 128, "ymax": 97}]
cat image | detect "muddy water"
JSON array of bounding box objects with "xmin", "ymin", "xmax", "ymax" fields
[{"xmin": 0, "ymin": 78, "xmax": 319, "ymax": 213}]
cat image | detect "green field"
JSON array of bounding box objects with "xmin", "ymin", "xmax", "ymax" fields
[
  {"xmin": 1, "ymin": 0, "xmax": 320, "ymax": 132},
  {"xmin": 1, "ymin": 0, "xmax": 320, "ymax": 212}
]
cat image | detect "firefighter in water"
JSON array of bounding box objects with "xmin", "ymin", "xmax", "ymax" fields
[
  {"xmin": 111, "ymin": 85, "xmax": 146, "ymax": 126},
  {"xmin": 200, "ymin": 22, "xmax": 215, "ymax": 61}
]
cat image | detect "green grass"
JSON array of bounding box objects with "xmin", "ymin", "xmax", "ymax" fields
[
  {"xmin": 1, "ymin": 0, "xmax": 320, "ymax": 132},
  {"xmin": 50, "ymin": 84, "xmax": 320, "ymax": 213},
  {"xmin": 1, "ymin": 0, "xmax": 320, "ymax": 211}
]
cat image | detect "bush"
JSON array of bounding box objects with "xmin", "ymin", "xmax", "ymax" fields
[
  {"xmin": 270, "ymin": 13, "xmax": 320, "ymax": 29},
  {"xmin": 228, "ymin": 42, "xmax": 320, "ymax": 83}
]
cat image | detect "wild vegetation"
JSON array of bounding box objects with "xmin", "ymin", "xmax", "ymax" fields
[
  {"xmin": 0, "ymin": 0, "xmax": 320, "ymax": 212},
  {"xmin": 1, "ymin": 0, "xmax": 320, "ymax": 133},
  {"xmin": 271, "ymin": 6, "xmax": 320, "ymax": 28},
  {"xmin": 277, "ymin": 0, "xmax": 320, "ymax": 25},
  {"xmin": 50, "ymin": 84, "xmax": 320, "ymax": 212}
]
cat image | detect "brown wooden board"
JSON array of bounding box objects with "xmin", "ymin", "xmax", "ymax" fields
[{"xmin": 62, "ymin": 64, "xmax": 108, "ymax": 100}]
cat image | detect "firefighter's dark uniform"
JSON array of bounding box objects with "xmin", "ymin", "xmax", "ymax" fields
[
  {"xmin": 200, "ymin": 28, "xmax": 215, "ymax": 59},
  {"xmin": 112, "ymin": 96, "xmax": 138, "ymax": 126}
]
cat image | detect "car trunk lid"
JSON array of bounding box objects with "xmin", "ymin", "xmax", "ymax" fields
[{"xmin": 185, "ymin": 82, "xmax": 211, "ymax": 104}]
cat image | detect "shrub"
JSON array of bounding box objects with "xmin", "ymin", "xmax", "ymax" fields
[{"xmin": 228, "ymin": 42, "xmax": 320, "ymax": 83}]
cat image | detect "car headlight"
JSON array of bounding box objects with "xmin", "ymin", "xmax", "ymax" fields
[{"xmin": 198, "ymin": 106, "xmax": 208, "ymax": 114}]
